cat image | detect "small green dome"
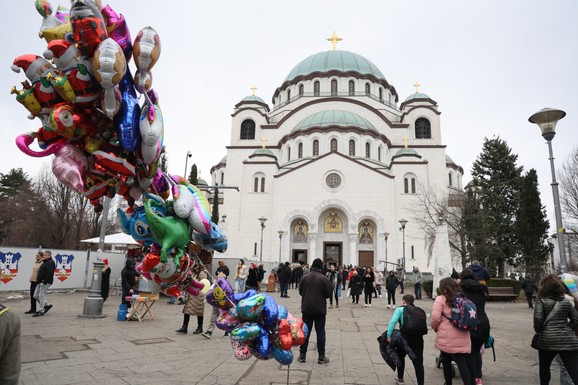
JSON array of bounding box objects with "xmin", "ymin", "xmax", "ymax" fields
[
  {"xmin": 196, "ymin": 178, "xmax": 208, "ymax": 186},
  {"xmin": 241, "ymin": 95, "xmax": 265, "ymax": 103},
  {"xmin": 392, "ymin": 148, "xmax": 421, "ymax": 159},
  {"xmin": 404, "ymin": 92, "xmax": 431, "ymax": 102},
  {"xmin": 285, "ymin": 50, "xmax": 385, "ymax": 82},
  {"xmin": 252, "ymin": 148, "xmax": 275, "ymax": 156},
  {"xmin": 291, "ymin": 110, "xmax": 377, "ymax": 134},
  {"xmin": 218, "ymin": 155, "xmax": 227, "ymax": 164}
]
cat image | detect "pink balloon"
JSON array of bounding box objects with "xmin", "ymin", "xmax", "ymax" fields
[
  {"xmin": 15, "ymin": 133, "xmax": 62, "ymax": 158},
  {"xmin": 51, "ymin": 144, "xmax": 88, "ymax": 193}
]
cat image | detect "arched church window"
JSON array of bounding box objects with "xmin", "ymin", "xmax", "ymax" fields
[
  {"xmin": 331, "ymin": 79, "xmax": 338, "ymax": 96},
  {"xmin": 365, "ymin": 82, "xmax": 371, "ymax": 95},
  {"xmin": 349, "ymin": 80, "xmax": 355, "ymax": 96},
  {"xmin": 404, "ymin": 174, "xmax": 417, "ymax": 194},
  {"xmin": 220, "ymin": 173, "xmax": 224, "ymax": 185},
  {"xmin": 287, "ymin": 89, "xmax": 291, "ymax": 101},
  {"xmin": 378, "ymin": 146, "xmax": 382, "ymax": 162},
  {"xmin": 379, "ymin": 88, "xmax": 383, "ymax": 102},
  {"xmin": 240, "ymin": 119, "xmax": 255, "ymax": 140},
  {"xmin": 365, "ymin": 142, "xmax": 371, "ymax": 158},
  {"xmin": 404, "ymin": 178, "xmax": 409, "ymax": 194},
  {"xmin": 449, "ymin": 172, "xmax": 453, "ymax": 187},
  {"xmin": 299, "ymin": 84, "xmax": 304, "ymax": 96},
  {"xmin": 349, "ymin": 140, "xmax": 355, "ymax": 156},
  {"xmin": 411, "ymin": 178, "xmax": 416, "ymax": 193},
  {"xmin": 313, "ymin": 140, "xmax": 319, "ymax": 156},
  {"xmin": 254, "ymin": 177, "xmax": 259, "ymax": 192},
  {"xmin": 415, "ymin": 118, "xmax": 431, "ymax": 139},
  {"xmin": 287, "ymin": 147, "xmax": 291, "ymax": 161},
  {"xmin": 314, "ymin": 81, "xmax": 320, "ymax": 96},
  {"xmin": 261, "ymin": 177, "xmax": 265, "ymax": 192},
  {"xmin": 330, "ymin": 138, "xmax": 338, "ymax": 152},
  {"xmin": 298, "ymin": 143, "xmax": 303, "ymax": 158}
]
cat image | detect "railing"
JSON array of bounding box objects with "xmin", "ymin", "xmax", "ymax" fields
[{"xmin": 270, "ymin": 91, "xmax": 399, "ymax": 113}]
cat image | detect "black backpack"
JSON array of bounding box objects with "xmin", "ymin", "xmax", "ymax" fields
[{"xmin": 400, "ymin": 304, "xmax": 428, "ymax": 336}]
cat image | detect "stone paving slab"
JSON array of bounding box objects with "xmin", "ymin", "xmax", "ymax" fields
[{"xmin": 1, "ymin": 288, "xmax": 555, "ymax": 384}]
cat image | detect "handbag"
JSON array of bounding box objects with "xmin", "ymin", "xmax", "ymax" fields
[{"xmin": 531, "ymin": 300, "xmax": 560, "ymax": 350}]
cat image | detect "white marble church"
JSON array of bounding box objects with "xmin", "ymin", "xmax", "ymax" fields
[{"xmin": 210, "ymin": 35, "xmax": 463, "ymax": 273}]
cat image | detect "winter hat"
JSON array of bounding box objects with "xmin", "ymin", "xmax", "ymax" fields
[
  {"xmin": 311, "ymin": 258, "xmax": 323, "ymax": 270},
  {"xmin": 103, "ymin": 259, "xmax": 109, "ymax": 265},
  {"xmin": 11, "ymin": 55, "xmax": 52, "ymax": 83}
]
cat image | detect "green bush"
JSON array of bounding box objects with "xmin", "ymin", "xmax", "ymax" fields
[{"xmin": 422, "ymin": 280, "xmax": 433, "ymax": 298}]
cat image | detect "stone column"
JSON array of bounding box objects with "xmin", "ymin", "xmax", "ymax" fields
[
  {"xmin": 348, "ymin": 233, "xmax": 357, "ymax": 266},
  {"xmin": 308, "ymin": 233, "xmax": 317, "ymax": 265}
]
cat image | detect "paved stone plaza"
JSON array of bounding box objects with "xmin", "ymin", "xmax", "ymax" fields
[{"xmin": 1, "ymin": 287, "xmax": 548, "ymax": 385}]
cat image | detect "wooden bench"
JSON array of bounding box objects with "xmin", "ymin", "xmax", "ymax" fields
[{"xmin": 487, "ymin": 286, "xmax": 518, "ymax": 302}]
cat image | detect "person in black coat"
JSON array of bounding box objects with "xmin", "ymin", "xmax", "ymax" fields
[
  {"xmin": 298, "ymin": 258, "xmax": 333, "ymax": 364},
  {"xmin": 100, "ymin": 259, "xmax": 111, "ymax": 303},
  {"xmin": 363, "ymin": 267, "xmax": 376, "ymax": 307},
  {"xmin": 215, "ymin": 260, "xmax": 230, "ymax": 279},
  {"xmin": 460, "ymin": 268, "xmax": 491, "ymax": 384},
  {"xmin": 279, "ymin": 262, "xmax": 292, "ymax": 298},
  {"xmin": 385, "ymin": 270, "xmax": 399, "ymax": 309},
  {"xmin": 121, "ymin": 258, "xmax": 140, "ymax": 309},
  {"xmin": 246, "ymin": 263, "xmax": 259, "ymax": 291},
  {"xmin": 32, "ymin": 251, "xmax": 56, "ymax": 317},
  {"xmin": 521, "ymin": 273, "xmax": 537, "ymax": 308},
  {"xmin": 349, "ymin": 270, "xmax": 363, "ymax": 304}
]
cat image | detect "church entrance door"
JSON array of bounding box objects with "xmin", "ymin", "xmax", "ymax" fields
[
  {"xmin": 358, "ymin": 251, "xmax": 374, "ymax": 268},
  {"xmin": 292, "ymin": 249, "xmax": 307, "ymax": 264},
  {"xmin": 323, "ymin": 243, "xmax": 342, "ymax": 266}
]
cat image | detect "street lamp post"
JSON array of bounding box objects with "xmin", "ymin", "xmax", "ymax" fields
[
  {"xmin": 258, "ymin": 217, "xmax": 267, "ymax": 263},
  {"xmin": 399, "ymin": 219, "xmax": 408, "ymax": 294},
  {"xmin": 184, "ymin": 150, "xmax": 192, "ymax": 177},
  {"xmin": 383, "ymin": 231, "xmax": 389, "ymax": 274},
  {"xmin": 529, "ymin": 108, "xmax": 568, "ymax": 273},
  {"xmin": 278, "ymin": 230, "xmax": 285, "ymax": 263}
]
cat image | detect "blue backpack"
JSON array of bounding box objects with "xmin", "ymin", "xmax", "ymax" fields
[{"xmin": 445, "ymin": 294, "xmax": 477, "ymax": 331}]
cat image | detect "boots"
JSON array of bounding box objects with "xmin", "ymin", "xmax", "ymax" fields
[
  {"xmin": 175, "ymin": 326, "xmax": 188, "ymax": 334},
  {"xmin": 192, "ymin": 316, "xmax": 203, "ymax": 334}
]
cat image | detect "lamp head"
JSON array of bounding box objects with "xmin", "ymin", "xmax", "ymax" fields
[
  {"xmin": 258, "ymin": 216, "xmax": 267, "ymax": 228},
  {"xmin": 278, "ymin": 230, "xmax": 284, "ymax": 238},
  {"xmin": 529, "ymin": 107, "xmax": 566, "ymax": 142},
  {"xmin": 398, "ymin": 218, "xmax": 408, "ymax": 229},
  {"xmin": 383, "ymin": 231, "xmax": 389, "ymax": 240}
]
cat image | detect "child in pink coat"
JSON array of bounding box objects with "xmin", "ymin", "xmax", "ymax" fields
[{"xmin": 431, "ymin": 277, "xmax": 476, "ymax": 385}]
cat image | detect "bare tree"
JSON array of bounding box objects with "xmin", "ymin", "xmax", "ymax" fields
[
  {"xmin": 408, "ymin": 184, "xmax": 468, "ymax": 269},
  {"xmin": 559, "ymin": 146, "xmax": 578, "ymax": 266}
]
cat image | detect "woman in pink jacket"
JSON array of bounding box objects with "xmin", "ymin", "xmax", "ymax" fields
[{"xmin": 431, "ymin": 277, "xmax": 476, "ymax": 385}]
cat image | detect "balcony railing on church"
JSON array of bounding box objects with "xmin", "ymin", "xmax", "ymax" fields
[{"xmin": 271, "ymin": 91, "xmax": 399, "ymax": 113}]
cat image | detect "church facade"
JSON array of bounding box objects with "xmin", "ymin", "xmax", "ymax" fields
[{"xmin": 210, "ymin": 44, "xmax": 463, "ymax": 274}]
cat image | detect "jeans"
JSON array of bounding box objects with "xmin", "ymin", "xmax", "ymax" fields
[
  {"xmin": 414, "ymin": 282, "xmax": 422, "ymax": 299},
  {"xmin": 375, "ymin": 284, "xmax": 382, "ymax": 297},
  {"xmin": 539, "ymin": 350, "xmax": 578, "ymax": 385},
  {"xmin": 235, "ymin": 279, "xmax": 246, "ymax": 293},
  {"xmin": 526, "ymin": 292, "xmax": 534, "ymax": 308},
  {"xmin": 329, "ymin": 286, "xmax": 339, "ymax": 306},
  {"xmin": 336, "ymin": 284, "xmax": 342, "ymax": 299},
  {"xmin": 398, "ymin": 336, "xmax": 424, "ymax": 385},
  {"xmin": 206, "ymin": 306, "xmax": 220, "ymax": 333},
  {"xmin": 33, "ymin": 283, "xmax": 51, "ymax": 310},
  {"xmin": 364, "ymin": 291, "xmax": 372, "ymax": 305},
  {"xmin": 29, "ymin": 282, "xmax": 38, "ymax": 312},
  {"xmin": 441, "ymin": 352, "xmax": 475, "ymax": 385},
  {"xmin": 387, "ymin": 290, "xmax": 396, "ymax": 305},
  {"xmin": 281, "ymin": 281, "xmax": 289, "ymax": 296},
  {"xmin": 300, "ymin": 313, "xmax": 326, "ymax": 356}
]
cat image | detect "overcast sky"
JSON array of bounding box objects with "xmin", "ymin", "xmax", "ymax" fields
[{"xmin": 2, "ymin": 0, "xmax": 577, "ymax": 232}]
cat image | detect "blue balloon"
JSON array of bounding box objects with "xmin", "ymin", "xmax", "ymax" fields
[
  {"xmin": 237, "ymin": 294, "xmax": 265, "ymax": 321},
  {"xmin": 262, "ymin": 295, "xmax": 279, "ymax": 329},
  {"xmin": 192, "ymin": 222, "xmax": 228, "ymax": 253},
  {"xmin": 272, "ymin": 345, "xmax": 293, "ymax": 365},
  {"xmin": 277, "ymin": 305, "xmax": 288, "ymax": 320},
  {"xmin": 233, "ymin": 289, "xmax": 257, "ymax": 303},
  {"xmin": 117, "ymin": 203, "xmax": 167, "ymax": 246},
  {"xmin": 254, "ymin": 327, "xmax": 272, "ymax": 358},
  {"xmin": 230, "ymin": 322, "xmax": 261, "ymax": 342},
  {"xmin": 115, "ymin": 69, "xmax": 141, "ymax": 151}
]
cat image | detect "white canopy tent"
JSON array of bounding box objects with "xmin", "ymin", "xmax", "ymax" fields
[{"xmin": 81, "ymin": 232, "xmax": 140, "ymax": 248}]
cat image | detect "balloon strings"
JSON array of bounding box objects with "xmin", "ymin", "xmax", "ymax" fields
[
  {"xmin": 286, "ymin": 364, "xmax": 290, "ymax": 385},
  {"xmin": 190, "ymin": 249, "xmax": 236, "ymax": 308}
]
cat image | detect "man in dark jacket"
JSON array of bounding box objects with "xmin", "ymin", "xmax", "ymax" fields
[
  {"xmin": 279, "ymin": 262, "xmax": 292, "ymax": 298},
  {"xmin": 298, "ymin": 258, "xmax": 332, "ymax": 364},
  {"xmin": 521, "ymin": 273, "xmax": 537, "ymax": 308},
  {"xmin": 33, "ymin": 251, "xmax": 56, "ymax": 317},
  {"xmin": 215, "ymin": 260, "xmax": 230, "ymax": 279},
  {"xmin": 470, "ymin": 260, "xmax": 491, "ymax": 285}
]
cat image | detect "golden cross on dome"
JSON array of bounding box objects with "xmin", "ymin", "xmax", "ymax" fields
[
  {"xmin": 402, "ymin": 136, "xmax": 410, "ymax": 148},
  {"xmin": 250, "ymin": 85, "xmax": 257, "ymax": 96},
  {"xmin": 326, "ymin": 31, "xmax": 343, "ymax": 50},
  {"xmin": 260, "ymin": 136, "xmax": 267, "ymax": 148},
  {"xmin": 414, "ymin": 82, "xmax": 420, "ymax": 93}
]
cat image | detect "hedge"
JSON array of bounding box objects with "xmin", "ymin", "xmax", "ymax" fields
[{"xmin": 421, "ymin": 278, "xmax": 522, "ymax": 299}]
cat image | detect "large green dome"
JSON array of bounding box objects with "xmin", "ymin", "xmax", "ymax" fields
[
  {"xmin": 285, "ymin": 50, "xmax": 385, "ymax": 82},
  {"xmin": 291, "ymin": 110, "xmax": 377, "ymax": 134}
]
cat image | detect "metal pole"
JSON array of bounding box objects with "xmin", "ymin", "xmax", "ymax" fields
[
  {"xmin": 547, "ymin": 140, "xmax": 568, "ymax": 273},
  {"xmin": 278, "ymin": 233, "xmax": 283, "ymax": 263},
  {"xmin": 402, "ymin": 227, "xmax": 406, "ymax": 293},
  {"xmin": 259, "ymin": 225, "xmax": 264, "ymax": 263},
  {"xmin": 80, "ymin": 196, "xmax": 109, "ymax": 318},
  {"xmin": 384, "ymin": 233, "xmax": 389, "ymax": 275}
]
